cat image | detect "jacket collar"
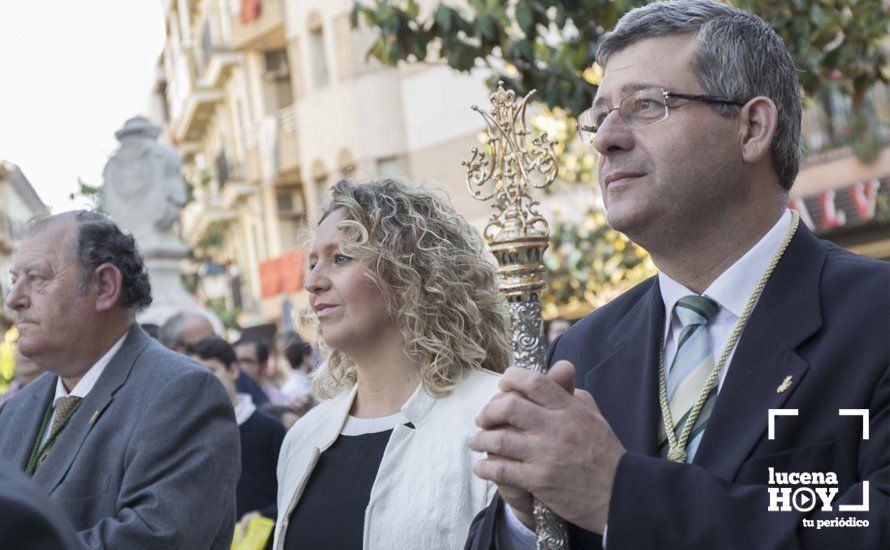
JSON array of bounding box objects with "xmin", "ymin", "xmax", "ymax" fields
[
  {"xmin": 692, "ymin": 223, "xmax": 825, "ymax": 478},
  {"xmin": 34, "ymin": 324, "xmax": 150, "ymax": 493},
  {"xmin": 317, "ymin": 380, "xmax": 437, "ymax": 450},
  {"xmin": 585, "ymin": 278, "xmax": 664, "ymax": 456},
  {"xmin": 584, "ymin": 223, "xmax": 825, "ymax": 478}
]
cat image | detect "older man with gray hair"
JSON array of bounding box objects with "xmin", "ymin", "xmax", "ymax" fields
[
  {"xmin": 466, "ymin": 1, "xmax": 888, "ymax": 549},
  {"xmin": 0, "ymin": 210, "xmax": 240, "ymax": 549}
]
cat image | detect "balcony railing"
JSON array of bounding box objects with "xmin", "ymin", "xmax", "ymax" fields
[
  {"xmin": 276, "ymin": 104, "xmax": 297, "ymax": 134},
  {"xmin": 195, "ymin": 9, "xmax": 235, "ymax": 79}
]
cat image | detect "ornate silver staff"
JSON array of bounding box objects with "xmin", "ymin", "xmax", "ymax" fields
[{"xmin": 463, "ymin": 82, "xmax": 569, "ymax": 549}]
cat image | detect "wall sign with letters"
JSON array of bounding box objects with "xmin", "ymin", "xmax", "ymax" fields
[{"xmin": 790, "ymin": 177, "xmax": 888, "ymax": 233}]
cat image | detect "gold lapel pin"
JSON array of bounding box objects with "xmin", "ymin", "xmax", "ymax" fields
[
  {"xmin": 89, "ymin": 410, "xmax": 100, "ymax": 425},
  {"xmin": 776, "ymin": 375, "xmax": 793, "ymax": 394}
]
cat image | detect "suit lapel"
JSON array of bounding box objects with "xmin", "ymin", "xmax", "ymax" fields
[
  {"xmin": 583, "ymin": 281, "xmax": 664, "ymax": 455},
  {"xmin": 8, "ymin": 375, "xmax": 55, "ymax": 470},
  {"xmin": 34, "ymin": 325, "xmax": 149, "ymax": 493},
  {"xmin": 692, "ymin": 226, "xmax": 825, "ymax": 479}
]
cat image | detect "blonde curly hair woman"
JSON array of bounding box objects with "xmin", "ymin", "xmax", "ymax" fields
[{"xmin": 274, "ymin": 179, "xmax": 511, "ymax": 550}]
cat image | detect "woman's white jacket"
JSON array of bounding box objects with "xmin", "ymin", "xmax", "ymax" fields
[{"xmin": 273, "ymin": 369, "xmax": 501, "ymax": 549}]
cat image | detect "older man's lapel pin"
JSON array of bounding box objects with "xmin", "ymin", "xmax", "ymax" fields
[
  {"xmin": 89, "ymin": 410, "xmax": 101, "ymax": 425},
  {"xmin": 776, "ymin": 375, "xmax": 793, "ymax": 394}
]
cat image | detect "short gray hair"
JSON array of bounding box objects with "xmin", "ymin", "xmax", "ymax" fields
[{"xmin": 596, "ymin": 0, "xmax": 802, "ymax": 190}]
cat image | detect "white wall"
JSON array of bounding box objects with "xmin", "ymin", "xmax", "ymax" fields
[{"xmin": 400, "ymin": 66, "xmax": 489, "ymax": 153}]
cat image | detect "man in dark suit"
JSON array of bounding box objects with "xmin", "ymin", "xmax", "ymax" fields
[
  {"xmin": 465, "ymin": 1, "xmax": 888, "ymax": 548},
  {"xmin": 0, "ymin": 211, "xmax": 241, "ymax": 549}
]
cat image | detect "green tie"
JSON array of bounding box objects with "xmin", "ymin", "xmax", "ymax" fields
[
  {"xmin": 658, "ymin": 295, "xmax": 719, "ymax": 460},
  {"xmin": 36, "ymin": 396, "xmax": 83, "ymax": 468}
]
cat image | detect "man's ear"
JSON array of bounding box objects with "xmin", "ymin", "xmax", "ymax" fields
[
  {"xmin": 94, "ymin": 263, "xmax": 124, "ymax": 312},
  {"xmin": 738, "ymin": 96, "xmax": 778, "ymax": 164}
]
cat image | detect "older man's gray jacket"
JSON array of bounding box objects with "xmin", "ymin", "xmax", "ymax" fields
[{"xmin": 0, "ymin": 324, "xmax": 241, "ymax": 549}]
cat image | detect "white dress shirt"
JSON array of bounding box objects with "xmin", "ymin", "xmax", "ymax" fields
[
  {"xmin": 280, "ymin": 370, "xmax": 312, "ymax": 402},
  {"xmin": 500, "ymin": 209, "xmax": 793, "ymax": 548},
  {"xmin": 234, "ymin": 393, "xmax": 257, "ymax": 426},
  {"xmin": 658, "ymin": 208, "xmax": 791, "ymax": 458},
  {"xmin": 41, "ymin": 330, "xmax": 129, "ymax": 446}
]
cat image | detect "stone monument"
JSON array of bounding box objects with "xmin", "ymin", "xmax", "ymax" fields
[{"xmin": 102, "ymin": 117, "xmax": 222, "ymax": 333}]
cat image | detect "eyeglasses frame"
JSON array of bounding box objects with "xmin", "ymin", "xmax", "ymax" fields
[{"xmin": 577, "ymin": 88, "xmax": 746, "ymax": 141}]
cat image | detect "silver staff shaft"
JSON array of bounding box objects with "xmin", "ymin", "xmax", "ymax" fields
[{"xmin": 463, "ymin": 83, "xmax": 570, "ymax": 550}]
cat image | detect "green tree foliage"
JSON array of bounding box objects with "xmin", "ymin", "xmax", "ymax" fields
[
  {"xmin": 0, "ymin": 328, "xmax": 15, "ymax": 392},
  {"xmin": 544, "ymin": 208, "xmax": 654, "ymax": 318},
  {"xmin": 354, "ymin": 0, "xmax": 889, "ymax": 119},
  {"xmin": 68, "ymin": 177, "xmax": 103, "ymax": 208},
  {"xmin": 353, "ymin": 0, "xmax": 888, "ymax": 315}
]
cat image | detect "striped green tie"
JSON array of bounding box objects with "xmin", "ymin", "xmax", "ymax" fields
[
  {"xmin": 658, "ymin": 295, "xmax": 719, "ymax": 460},
  {"xmin": 36, "ymin": 395, "xmax": 82, "ymax": 468}
]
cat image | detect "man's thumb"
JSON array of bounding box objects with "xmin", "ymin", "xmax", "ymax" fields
[{"xmin": 548, "ymin": 360, "xmax": 576, "ymax": 393}]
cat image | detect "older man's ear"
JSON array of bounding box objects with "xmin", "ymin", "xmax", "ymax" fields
[
  {"xmin": 93, "ymin": 263, "xmax": 124, "ymax": 313},
  {"xmin": 738, "ymin": 96, "xmax": 779, "ymax": 164}
]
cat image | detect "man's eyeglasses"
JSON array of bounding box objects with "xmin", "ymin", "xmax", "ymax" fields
[{"xmin": 577, "ymin": 87, "xmax": 745, "ymax": 144}]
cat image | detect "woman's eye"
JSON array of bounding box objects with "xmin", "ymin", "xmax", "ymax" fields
[
  {"xmin": 333, "ymin": 254, "xmax": 352, "ymax": 265},
  {"xmin": 308, "ymin": 263, "xmax": 317, "ymax": 271}
]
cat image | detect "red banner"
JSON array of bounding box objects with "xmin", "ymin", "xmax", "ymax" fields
[
  {"xmin": 259, "ymin": 250, "xmax": 303, "ymax": 299},
  {"xmin": 240, "ymin": 0, "xmax": 262, "ymax": 24}
]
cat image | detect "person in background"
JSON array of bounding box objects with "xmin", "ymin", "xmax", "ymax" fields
[
  {"xmin": 188, "ymin": 336, "xmax": 285, "ymax": 533},
  {"xmin": 0, "ymin": 344, "xmax": 43, "ymax": 405},
  {"xmin": 260, "ymin": 403, "xmax": 309, "ymax": 431},
  {"xmin": 279, "ymin": 339, "xmax": 313, "ymax": 407},
  {"xmin": 273, "ymin": 179, "xmax": 512, "ymax": 549},
  {"xmin": 235, "ymin": 337, "xmax": 285, "ymax": 405},
  {"xmin": 159, "ymin": 311, "xmax": 269, "ymax": 406},
  {"xmin": 157, "ymin": 311, "xmax": 215, "ymax": 353},
  {"xmin": 272, "ymin": 330, "xmax": 298, "ymax": 383}
]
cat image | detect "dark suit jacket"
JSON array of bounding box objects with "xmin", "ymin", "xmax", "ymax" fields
[
  {"xmin": 0, "ymin": 464, "xmax": 82, "ymax": 550},
  {"xmin": 237, "ymin": 370, "xmax": 270, "ymax": 406},
  {"xmin": 237, "ymin": 409, "xmax": 285, "ymax": 519},
  {"xmin": 0, "ymin": 325, "xmax": 241, "ymax": 550},
  {"xmin": 467, "ymin": 225, "xmax": 889, "ymax": 549}
]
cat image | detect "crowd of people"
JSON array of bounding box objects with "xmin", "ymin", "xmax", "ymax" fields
[
  {"xmin": 154, "ymin": 311, "xmax": 317, "ymax": 430},
  {"xmin": 0, "ymin": 1, "xmax": 886, "ymax": 549},
  {"xmin": 1, "ymin": 291, "xmax": 319, "ymax": 546}
]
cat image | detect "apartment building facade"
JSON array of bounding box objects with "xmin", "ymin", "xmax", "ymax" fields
[
  {"xmin": 0, "ymin": 162, "xmax": 48, "ymax": 330},
  {"xmin": 157, "ymin": 0, "xmax": 497, "ymax": 334}
]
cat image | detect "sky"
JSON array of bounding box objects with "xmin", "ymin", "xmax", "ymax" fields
[{"xmin": 0, "ymin": 1, "xmax": 166, "ymax": 212}]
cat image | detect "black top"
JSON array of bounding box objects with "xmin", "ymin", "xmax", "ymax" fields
[
  {"xmin": 237, "ymin": 410, "xmax": 285, "ymax": 519},
  {"xmin": 283, "ymin": 429, "xmax": 393, "ymax": 550}
]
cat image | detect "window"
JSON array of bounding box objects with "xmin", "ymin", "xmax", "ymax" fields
[
  {"xmin": 263, "ymin": 49, "xmax": 293, "ymax": 112},
  {"xmin": 216, "ymin": 149, "xmax": 230, "ymax": 187},
  {"xmin": 376, "ymin": 156, "xmax": 400, "ymax": 178},
  {"xmin": 308, "ymin": 13, "xmax": 330, "ymax": 88}
]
